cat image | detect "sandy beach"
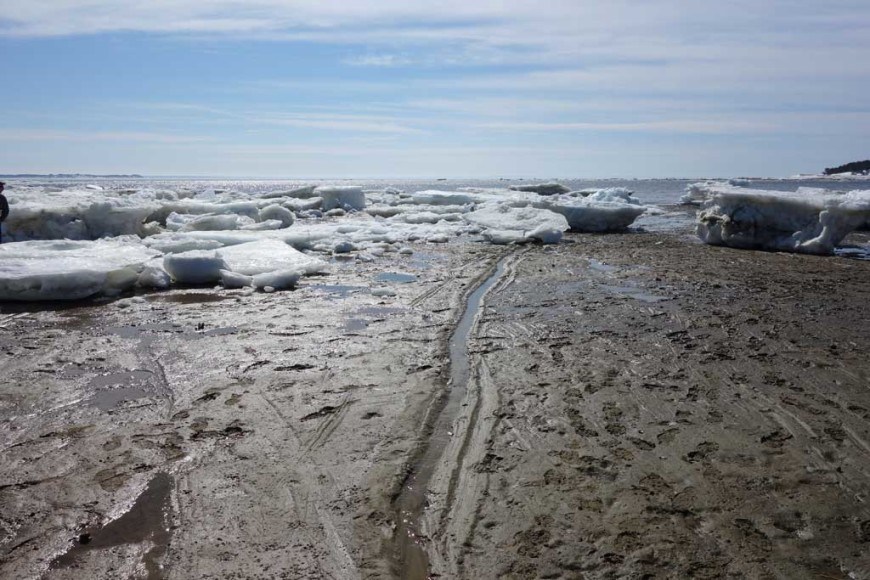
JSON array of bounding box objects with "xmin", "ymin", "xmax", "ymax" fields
[{"xmin": 1, "ymin": 223, "xmax": 869, "ymax": 579}]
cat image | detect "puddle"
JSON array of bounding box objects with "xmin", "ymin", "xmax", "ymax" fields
[
  {"xmin": 600, "ymin": 284, "xmax": 670, "ymax": 303},
  {"xmin": 634, "ymin": 210, "xmax": 697, "ymax": 233},
  {"xmin": 155, "ymin": 293, "xmax": 232, "ymax": 304},
  {"xmin": 107, "ymin": 323, "xmax": 182, "ymax": 339},
  {"xmin": 88, "ymin": 370, "xmax": 158, "ymax": 410},
  {"xmin": 356, "ymin": 306, "xmax": 404, "ymax": 317},
  {"xmin": 202, "ymin": 326, "xmax": 238, "ymax": 337},
  {"xmin": 344, "ymin": 318, "xmax": 369, "ymax": 332},
  {"xmin": 0, "ymin": 299, "xmax": 107, "ymax": 317},
  {"xmin": 90, "ymin": 387, "xmax": 153, "ymax": 410},
  {"xmin": 310, "ymin": 284, "xmax": 366, "ymax": 300},
  {"xmin": 375, "ymin": 272, "xmax": 417, "ymax": 284},
  {"xmin": 408, "ymin": 253, "xmax": 440, "ymax": 271},
  {"xmin": 52, "ymin": 473, "xmax": 174, "ymax": 579},
  {"xmin": 106, "ymin": 324, "xmax": 237, "ymax": 341},
  {"xmin": 90, "ymin": 370, "xmax": 154, "ymax": 389},
  {"xmin": 393, "ymin": 256, "xmax": 507, "ymax": 579},
  {"xmin": 588, "ymin": 259, "xmax": 618, "ymax": 273},
  {"xmin": 343, "ymin": 306, "xmax": 405, "ymax": 331}
]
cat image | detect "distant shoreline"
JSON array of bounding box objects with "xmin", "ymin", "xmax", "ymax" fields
[{"xmin": 0, "ymin": 173, "xmax": 144, "ymax": 179}]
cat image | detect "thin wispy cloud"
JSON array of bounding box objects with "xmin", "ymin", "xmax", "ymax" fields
[
  {"xmin": 344, "ymin": 54, "xmax": 412, "ymax": 67},
  {"xmin": 110, "ymin": 102, "xmax": 423, "ymax": 135},
  {"xmin": 475, "ymin": 120, "xmax": 779, "ymax": 135},
  {"xmin": 253, "ymin": 113, "xmax": 422, "ymax": 134},
  {"xmin": 0, "ymin": 129, "xmax": 215, "ymax": 144}
]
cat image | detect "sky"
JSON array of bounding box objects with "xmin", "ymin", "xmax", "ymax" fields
[{"xmin": 0, "ymin": 1, "xmax": 868, "ymax": 178}]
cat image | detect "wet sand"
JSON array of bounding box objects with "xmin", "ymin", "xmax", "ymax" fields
[{"xmin": 1, "ymin": 227, "xmax": 869, "ymax": 579}]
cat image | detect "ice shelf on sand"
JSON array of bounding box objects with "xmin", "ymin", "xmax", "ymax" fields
[
  {"xmin": 532, "ymin": 190, "xmax": 645, "ymax": 232},
  {"xmin": 315, "ymin": 186, "xmax": 366, "ymax": 211},
  {"xmin": 696, "ymin": 184, "xmax": 870, "ymax": 254},
  {"xmin": 0, "ymin": 237, "xmax": 162, "ymax": 301},
  {"xmin": 217, "ymin": 239, "xmax": 327, "ymax": 277},
  {"xmin": 465, "ymin": 205, "xmax": 569, "ymax": 244},
  {"xmin": 0, "ymin": 181, "xmax": 652, "ymax": 301},
  {"xmin": 163, "ymin": 240, "xmax": 329, "ymax": 288},
  {"xmin": 3, "ymin": 187, "xmax": 159, "ymax": 240},
  {"xmin": 0, "ymin": 236, "xmax": 331, "ymax": 300}
]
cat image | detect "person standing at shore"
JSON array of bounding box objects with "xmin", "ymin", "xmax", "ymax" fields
[{"xmin": 0, "ymin": 182, "xmax": 8, "ymax": 244}]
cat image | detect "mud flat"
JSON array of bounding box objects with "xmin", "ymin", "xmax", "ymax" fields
[
  {"xmin": 0, "ymin": 242, "xmax": 503, "ymax": 579},
  {"xmin": 438, "ymin": 230, "xmax": 870, "ymax": 579},
  {"xmin": 2, "ymin": 229, "xmax": 870, "ymax": 579}
]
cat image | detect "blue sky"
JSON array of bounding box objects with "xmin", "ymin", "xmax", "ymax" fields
[{"xmin": 0, "ymin": 1, "xmax": 868, "ymax": 178}]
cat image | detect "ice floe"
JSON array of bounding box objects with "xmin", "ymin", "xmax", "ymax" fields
[
  {"xmin": 163, "ymin": 250, "xmax": 228, "ymax": 285},
  {"xmin": 534, "ymin": 195, "xmax": 646, "ymax": 232},
  {"xmin": 3, "ymin": 187, "xmax": 158, "ymax": 240},
  {"xmin": 695, "ymin": 184, "xmax": 870, "ymax": 254},
  {"xmin": 466, "ymin": 205, "xmax": 569, "ymax": 244},
  {"xmin": 509, "ymin": 183, "xmax": 571, "ymax": 195},
  {"xmin": 316, "ymin": 186, "xmax": 366, "ymax": 211},
  {"xmin": 217, "ymin": 239, "xmax": 327, "ymax": 277},
  {"xmin": 680, "ymin": 181, "xmax": 718, "ymax": 206},
  {"xmin": 0, "ymin": 237, "xmax": 161, "ymax": 301}
]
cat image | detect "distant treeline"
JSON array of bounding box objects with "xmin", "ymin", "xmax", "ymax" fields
[
  {"xmin": 0, "ymin": 173, "xmax": 143, "ymax": 178},
  {"xmin": 823, "ymin": 160, "xmax": 870, "ymax": 175}
]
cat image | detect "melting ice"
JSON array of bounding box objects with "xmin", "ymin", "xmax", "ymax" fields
[
  {"xmin": 690, "ymin": 182, "xmax": 870, "ymax": 254},
  {"xmin": 0, "ymin": 182, "xmax": 647, "ymax": 300}
]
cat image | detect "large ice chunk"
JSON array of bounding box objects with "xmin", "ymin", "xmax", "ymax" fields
[
  {"xmin": 261, "ymin": 185, "xmax": 318, "ymax": 199},
  {"xmin": 171, "ymin": 212, "xmax": 255, "ymax": 232},
  {"xmin": 145, "ymin": 200, "xmax": 261, "ymax": 226},
  {"xmin": 696, "ymin": 185, "xmax": 870, "ymax": 254},
  {"xmin": 681, "ymin": 181, "xmax": 719, "ymax": 205},
  {"xmin": 163, "ymin": 250, "xmax": 228, "ymax": 284},
  {"xmin": 465, "ymin": 205, "xmax": 568, "ymax": 244},
  {"xmin": 137, "ymin": 260, "xmax": 172, "ymax": 289},
  {"xmin": 0, "ymin": 237, "xmax": 161, "ymax": 300},
  {"xmin": 252, "ymin": 270, "xmax": 302, "ymax": 291},
  {"xmin": 508, "ymin": 183, "xmax": 571, "ymax": 195},
  {"xmin": 316, "ymin": 186, "xmax": 366, "ymax": 211},
  {"xmin": 142, "ymin": 234, "xmax": 224, "ymax": 254},
  {"xmin": 216, "ymin": 239, "xmax": 328, "ymax": 276},
  {"xmin": 258, "ymin": 204, "xmax": 295, "ymax": 228},
  {"xmin": 4, "ymin": 189, "xmax": 158, "ymax": 241},
  {"xmin": 219, "ymin": 269, "xmax": 254, "ymax": 289},
  {"xmin": 408, "ymin": 190, "xmax": 480, "ymax": 206},
  {"xmin": 535, "ymin": 196, "xmax": 645, "ymax": 232},
  {"xmin": 586, "ymin": 188, "xmax": 640, "ymax": 205}
]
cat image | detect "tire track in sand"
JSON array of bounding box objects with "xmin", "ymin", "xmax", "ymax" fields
[{"xmin": 391, "ymin": 249, "xmax": 521, "ymax": 579}]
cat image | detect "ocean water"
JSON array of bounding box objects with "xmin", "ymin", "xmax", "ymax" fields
[{"xmin": 11, "ymin": 176, "xmax": 859, "ymax": 207}]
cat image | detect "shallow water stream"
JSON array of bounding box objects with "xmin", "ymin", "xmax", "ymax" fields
[{"xmin": 392, "ymin": 257, "xmax": 507, "ymax": 579}]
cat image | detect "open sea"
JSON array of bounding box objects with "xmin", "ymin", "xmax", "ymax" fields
[{"xmin": 7, "ymin": 176, "xmax": 862, "ymax": 207}]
